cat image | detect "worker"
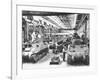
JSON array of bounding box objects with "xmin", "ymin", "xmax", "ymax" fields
[
  {"xmin": 31, "ymin": 31, "xmax": 36, "ymax": 42},
  {"xmin": 62, "ymin": 46, "xmax": 67, "ymax": 62}
]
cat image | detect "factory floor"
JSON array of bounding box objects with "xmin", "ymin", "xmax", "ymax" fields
[
  {"xmin": 22, "ymin": 37, "xmax": 89, "ymax": 69},
  {"xmin": 22, "ymin": 49, "xmax": 68, "ymax": 69}
]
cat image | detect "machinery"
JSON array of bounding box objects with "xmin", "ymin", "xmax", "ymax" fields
[
  {"xmin": 50, "ymin": 56, "xmax": 61, "ymax": 65},
  {"xmin": 22, "ymin": 42, "xmax": 49, "ymax": 63},
  {"xmin": 30, "ymin": 47, "xmax": 49, "ymax": 63},
  {"xmin": 67, "ymin": 39, "xmax": 89, "ymax": 65}
]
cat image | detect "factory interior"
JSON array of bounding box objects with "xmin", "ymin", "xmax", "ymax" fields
[{"xmin": 22, "ymin": 11, "xmax": 90, "ymax": 67}]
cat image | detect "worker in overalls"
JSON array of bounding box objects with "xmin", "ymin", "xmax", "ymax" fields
[
  {"xmin": 31, "ymin": 31, "xmax": 36, "ymax": 42},
  {"xmin": 63, "ymin": 46, "xmax": 67, "ymax": 62}
]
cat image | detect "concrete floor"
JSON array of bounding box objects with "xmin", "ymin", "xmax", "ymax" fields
[{"xmin": 22, "ymin": 49, "xmax": 68, "ymax": 69}]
